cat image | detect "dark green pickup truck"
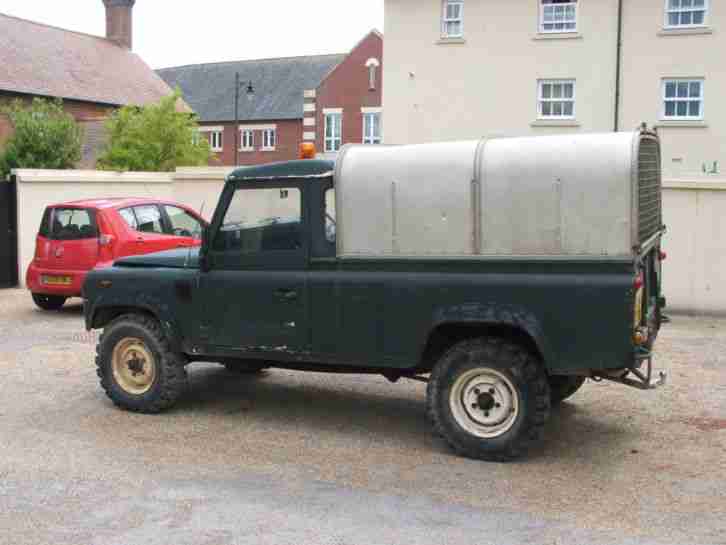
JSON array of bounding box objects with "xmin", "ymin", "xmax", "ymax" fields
[{"xmin": 83, "ymin": 129, "xmax": 666, "ymax": 460}]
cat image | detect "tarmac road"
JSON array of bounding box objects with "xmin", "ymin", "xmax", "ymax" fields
[{"xmin": 1, "ymin": 288, "xmax": 725, "ymax": 545}]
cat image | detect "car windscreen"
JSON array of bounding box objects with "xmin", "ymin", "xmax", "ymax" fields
[{"xmin": 44, "ymin": 207, "xmax": 98, "ymax": 240}]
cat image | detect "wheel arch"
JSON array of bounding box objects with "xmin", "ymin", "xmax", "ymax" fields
[
  {"xmin": 89, "ymin": 303, "xmax": 184, "ymax": 353},
  {"xmin": 418, "ymin": 304, "xmax": 554, "ymax": 373}
]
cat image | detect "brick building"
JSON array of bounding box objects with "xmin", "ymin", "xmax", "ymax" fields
[
  {"xmin": 0, "ymin": 1, "xmax": 180, "ymax": 167},
  {"xmin": 158, "ymin": 30, "xmax": 383, "ymax": 166},
  {"xmin": 309, "ymin": 31, "xmax": 383, "ymax": 159}
]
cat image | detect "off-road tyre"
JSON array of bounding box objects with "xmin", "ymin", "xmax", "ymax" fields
[
  {"xmin": 222, "ymin": 360, "xmax": 267, "ymax": 374},
  {"xmin": 96, "ymin": 314, "xmax": 187, "ymax": 413},
  {"xmin": 32, "ymin": 293, "xmax": 67, "ymax": 311},
  {"xmin": 548, "ymin": 375, "xmax": 586, "ymax": 406},
  {"xmin": 426, "ymin": 337, "xmax": 550, "ymax": 461}
]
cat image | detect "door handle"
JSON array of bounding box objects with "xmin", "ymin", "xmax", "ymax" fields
[
  {"xmin": 274, "ymin": 288, "xmax": 298, "ymax": 301},
  {"xmin": 136, "ymin": 237, "xmax": 145, "ymax": 244}
]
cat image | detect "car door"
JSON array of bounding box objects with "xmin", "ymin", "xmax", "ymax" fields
[
  {"xmin": 197, "ymin": 183, "xmax": 308, "ymax": 353},
  {"xmin": 118, "ymin": 204, "xmax": 176, "ymax": 255}
]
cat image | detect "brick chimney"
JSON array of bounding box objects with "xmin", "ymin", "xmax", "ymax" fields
[{"xmin": 103, "ymin": 0, "xmax": 136, "ymax": 49}]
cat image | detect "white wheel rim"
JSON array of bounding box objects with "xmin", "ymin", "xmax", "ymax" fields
[{"xmin": 449, "ymin": 368, "xmax": 520, "ymax": 438}]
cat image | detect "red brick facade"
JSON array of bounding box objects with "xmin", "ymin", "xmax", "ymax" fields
[
  {"xmin": 0, "ymin": 91, "xmax": 115, "ymax": 165},
  {"xmin": 314, "ymin": 31, "xmax": 383, "ymax": 154},
  {"xmin": 200, "ymin": 119, "xmax": 303, "ymax": 167}
]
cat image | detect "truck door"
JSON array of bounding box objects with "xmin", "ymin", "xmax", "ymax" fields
[{"xmin": 198, "ymin": 183, "xmax": 308, "ymax": 353}]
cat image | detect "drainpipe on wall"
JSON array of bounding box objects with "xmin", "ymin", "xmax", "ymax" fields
[{"xmin": 614, "ymin": 0, "xmax": 624, "ymax": 132}]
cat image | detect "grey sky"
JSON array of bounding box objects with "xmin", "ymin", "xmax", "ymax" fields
[{"xmin": 2, "ymin": 0, "xmax": 384, "ymax": 69}]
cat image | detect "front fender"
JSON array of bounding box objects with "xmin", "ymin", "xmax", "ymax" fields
[
  {"xmin": 85, "ymin": 292, "xmax": 184, "ymax": 353},
  {"xmin": 430, "ymin": 302, "xmax": 555, "ymax": 367}
]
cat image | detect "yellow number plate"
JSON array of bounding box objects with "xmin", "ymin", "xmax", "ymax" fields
[
  {"xmin": 42, "ymin": 275, "xmax": 72, "ymax": 286},
  {"xmin": 634, "ymin": 287, "xmax": 643, "ymax": 326}
]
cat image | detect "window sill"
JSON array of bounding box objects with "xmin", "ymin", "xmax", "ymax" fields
[
  {"xmin": 436, "ymin": 37, "xmax": 466, "ymax": 45},
  {"xmin": 239, "ymin": 148, "xmax": 254, "ymax": 153},
  {"xmin": 530, "ymin": 119, "xmax": 581, "ymax": 127},
  {"xmin": 532, "ymin": 32, "xmax": 582, "ymax": 41},
  {"xmin": 654, "ymin": 120, "xmax": 708, "ymax": 128},
  {"xmin": 658, "ymin": 27, "xmax": 713, "ymax": 36},
  {"xmin": 210, "ymin": 149, "xmax": 223, "ymax": 153},
  {"xmin": 260, "ymin": 147, "xmax": 276, "ymax": 152}
]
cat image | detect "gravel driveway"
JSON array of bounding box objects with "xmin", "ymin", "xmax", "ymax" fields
[{"xmin": 0, "ymin": 288, "xmax": 725, "ymax": 545}]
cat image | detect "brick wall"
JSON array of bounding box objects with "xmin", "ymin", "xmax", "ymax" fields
[
  {"xmin": 200, "ymin": 119, "xmax": 303, "ymax": 167},
  {"xmin": 0, "ymin": 91, "xmax": 115, "ymax": 165},
  {"xmin": 315, "ymin": 31, "xmax": 383, "ymax": 152}
]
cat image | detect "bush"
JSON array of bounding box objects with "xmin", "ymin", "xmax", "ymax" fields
[
  {"xmin": 98, "ymin": 91, "xmax": 210, "ymax": 172},
  {"xmin": 0, "ymin": 98, "xmax": 83, "ymax": 178}
]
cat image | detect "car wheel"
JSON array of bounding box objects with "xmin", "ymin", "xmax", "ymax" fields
[
  {"xmin": 96, "ymin": 314, "xmax": 187, "ymax": 413},
  {"xmin": 426, "ymin": 337, "xmax": 550, "ymax": 461},
  {"xmin": 548, "ymin": 375, "xmax": 586, "ymax": 406},
  {"xmin": 31, "ymin": 293, "xmax": 67, "ymax": 311}
]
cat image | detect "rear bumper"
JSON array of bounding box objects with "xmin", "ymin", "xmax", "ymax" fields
[{"xmin": 26, "ymin": 263, "xmax": 87, "ymax": 297}]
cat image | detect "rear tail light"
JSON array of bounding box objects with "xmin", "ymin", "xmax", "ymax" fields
[
  {"xmin": 634, "ymin": 271, "xmax": 644, "ymax": 291},
  {"xmin": 34, "ymin": 237, "xmax": 49, "ymax": 261},
  {"xmin": 98, "ymin": 234, "xmax": 116, "ymax": 262},
  {"xmin": 659, "ymin": 250, "xmax": 667, "ymax": 261}
]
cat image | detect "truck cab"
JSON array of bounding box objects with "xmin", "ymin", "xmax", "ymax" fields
[{"xmin": 84, "ymin": 130, "xmax": 666, "ymax": 461}]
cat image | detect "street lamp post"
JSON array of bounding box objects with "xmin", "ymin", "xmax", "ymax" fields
[{"xmin": 233, "ymin": 72, "xmax": 255, "ymax": 167}]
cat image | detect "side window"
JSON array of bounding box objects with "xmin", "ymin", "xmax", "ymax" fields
[
  {"xmin": 164, "ymin": 205, "xmax": 202, "ymax": 239},
  {"xmin": 51, "ymin": 208, "xmax": 97, "ymax": 240},
  {"xmin": 119, "ymin": 208, "xmax": 138, "ymax": 230},
  {"xmin": 324, "ymin": 188, "xmax": 336, "ymax": 244},
  {"xmin": 132, "ymin": 205, "xmax": 164, "ymax": 234},
  {"xmin": 214, "ymin": 187, "xmax": 302, "ymax": 253}
]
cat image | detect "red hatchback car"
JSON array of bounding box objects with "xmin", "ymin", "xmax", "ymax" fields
[{"xmin": 26, "ymin": 198, "xmax": 206, "ymax": 310}]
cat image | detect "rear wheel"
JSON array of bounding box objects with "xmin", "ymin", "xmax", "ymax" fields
[
  {"xmin": 426, "ymin": 338, "xmax": 550, "ymax": 461},
  {"xmin": 548, "ymin": 375, "xmax": 586, "ymax": 405},
  {"xmin": 96, "ymin": 314, "xmax": 187, "ymax": 413},
  {"xmin": 31, "ymin": 293, "xmax": 67, "ymax": 311}
]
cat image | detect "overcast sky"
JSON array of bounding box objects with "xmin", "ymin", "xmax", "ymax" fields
[{"xmin": 2, "ymin": 0, "xmax": 384, "ymax": 69}]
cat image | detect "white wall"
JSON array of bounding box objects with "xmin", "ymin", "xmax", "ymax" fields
[
  {"xmin": 12, "ymin": 168, "xmax": 232, "ymax": 287},
  {"xmin": 383, "ymin": 0, "xmax": 618, "ymax": 144},
  {"xmin": 383, "ymin": 0, "xmax": 726, "ymax": 180}
]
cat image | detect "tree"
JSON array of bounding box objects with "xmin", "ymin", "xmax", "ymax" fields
[
  {"xmin": 0, "ymin": 98, "xmax": 83, "ymax": 178},
  {"xmin": 98, "ymin": 91, "xmax": 210, "ymax": 172}
]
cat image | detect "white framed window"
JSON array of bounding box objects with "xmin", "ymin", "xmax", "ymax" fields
[
  {"xmin": 662, "ymin": 79, "xmax": 704, "ymax": 120},
  {"xmin": 363, "ymin": 112, "xmax": 382, "ymax": 144},
  {"xmin": 540, "ymin": 0, "xmax": 578, "ymax": 33},
  {"xmin": 442, "ymin": 0, "xmax": 464, "ymax": 38},
  {"xmin": 538, "ymin": 79, "xmax": 576, "ymax": 119},
  {"xmin": 324, "ymin": 112, "xmax": 342, "ymax": 152},
  {"xmin": 208, "ymin": 130, "xmax": 223, "ymax": 152},
  {"xmin": 240, "ymin": 129, "xmax": 254, "ymax": 151},
  {"xmin": 665, "ymin": 0, "xmax": 708, "ymax": 28},
  {"xmin": 262, "ymin": 128, "xmax": 276, "ymax": 150}
]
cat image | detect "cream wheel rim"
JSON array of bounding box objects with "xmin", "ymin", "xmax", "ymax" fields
[
  {"xmin": 111, "ymin": 337, "xmax": 157, "ymax": 395},
  {"xmin": 449, "ymin": 368, "xmax": 520, "ymax": 438}
]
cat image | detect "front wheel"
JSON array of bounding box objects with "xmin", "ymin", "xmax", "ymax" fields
[
  {"xmin": 426, "ymin": 338, "xmax": 550, "ymax": 461},
  {"xmin": 96, "ymin": 314, "xmax": 187, "ymax": 413},
  {"xmin": 32, "ymin": 293, "xmax": 67, "ymax": 311}
]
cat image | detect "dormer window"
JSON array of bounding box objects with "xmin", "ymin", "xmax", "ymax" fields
[
  {"xmin": 365, "ymin": 58, "xmax": 381, "ymax": 91},
  {"xmin": 442, "ymin": 0, "xmax": 464, "ymax": 38}
]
